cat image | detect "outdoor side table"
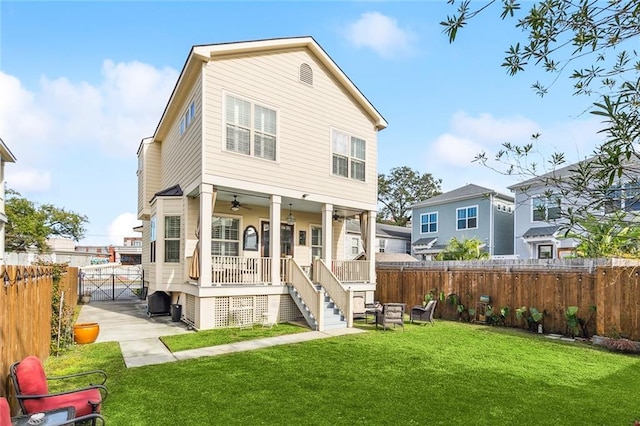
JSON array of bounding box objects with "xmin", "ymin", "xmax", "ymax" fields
[{"xmin": 11, "ymin": 407, "xmax": 75, "ymax": 426}]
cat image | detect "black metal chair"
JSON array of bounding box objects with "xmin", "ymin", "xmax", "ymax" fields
[{"xmin": 410, "ymin": 300, "xmax": 437, "ymax": 325}]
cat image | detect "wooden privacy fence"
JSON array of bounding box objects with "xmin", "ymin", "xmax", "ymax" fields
[
  {"xmin": 376, "ymin": 265, "xmax": 640, "ymax": 341},
  {"xmin": 0, "ymin": 265, "xmax": 78, "ymax": 398}
]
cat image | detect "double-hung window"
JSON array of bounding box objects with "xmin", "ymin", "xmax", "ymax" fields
[
  {"xmin": 164, "ymin": 216, "xmax": 180, "ymax": 263},
  {"xmin": 225, "ymin": 95, "xmax": 277, "ymax": 161},
  {"xmin": 420, "ymin": 212, "xmax": 437, "ymax": 233},
  {"xmin": 311, "ymin": 226, "xmax": 322, "ymax": 259},
  {"xmin": 457, "ymin": 206, "xmax": 478, "ymax": 230},
  {"xmin": 179, "ymin": 101, "xmax": 195, "ymax": 135},
  {"xmin": 211, "ymin": 216, "xmax": 240, "ymax": 256},
  {"xmin": 332, "ymin": 129, "xmax": 366, "ymax": 181},
  {"xmin": 532, "ymin": 194, "xmax": 561, "ymax": 221}
]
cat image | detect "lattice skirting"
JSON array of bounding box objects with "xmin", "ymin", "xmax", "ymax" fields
[{"xmin": 208, "ymin": 294, "xmax": 302, "ymax": 328}]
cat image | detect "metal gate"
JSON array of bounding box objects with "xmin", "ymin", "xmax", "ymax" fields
[{"xmin": 79, "ymin": 264, "xmax": 144, "ymax": 301}]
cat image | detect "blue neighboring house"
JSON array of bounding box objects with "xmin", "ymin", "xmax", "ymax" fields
[{"xmin": 409, "ymin": 184, "xmax": 515, "ymax": 260}]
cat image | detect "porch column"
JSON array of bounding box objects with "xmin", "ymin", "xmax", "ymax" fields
[
  {"xmin": 321, "ymin": 204, "xmax": 333, "ymax": 264},
  {"xmin": 366, "ymin": 210, "xmax": 376, "ymax": 283},
  {"xmin": 199, "ymin": 184, "xmax": 214, "ymax": 286},
  {"xmin": 270, "ymin": 195, "xmax": 281, "ymax": 285}
]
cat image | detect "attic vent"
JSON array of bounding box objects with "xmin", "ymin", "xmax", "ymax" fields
[{"xmin": 299, "ymin": 63, "xmax": 313, "ymax": 85}]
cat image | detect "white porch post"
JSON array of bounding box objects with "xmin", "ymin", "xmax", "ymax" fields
[
  {"xmin": 270, "ymin": 195, "xmax": 281, "ymax": 285},
  {"xmin": 367, "ymin": 210, "xmax": 376, "ymax": 283},
  {"xmin": 322, "ymin": 204, "xmax": 333, "ymax": 264},
  {"xmin": 200, "ymin": 184, "xmax": 214, "ymax": 286}
]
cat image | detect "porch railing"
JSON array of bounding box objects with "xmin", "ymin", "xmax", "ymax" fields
[
  {"xmin": 211, "ymin": 256, "xmax": 271, "ymax": 285},
  {"xmin": 289, "ymin": 260, "xmax": 323, "ymax": 330},
  {"xmin": 314, "ymin": 259, "xmax": 352, "ymax": 327},
  {"xmin": 331, "ymin": 260, "xmax": 371, "ymax": 283}
]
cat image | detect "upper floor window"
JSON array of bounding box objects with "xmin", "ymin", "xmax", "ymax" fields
[
  {"xmin": 457, "ymin": 206, "xmax": 478, "ymax": 230},
  {"xmin": 532, "ymin": 194, "xmax": 561, "ymax": 221},
  {"xmin": 332, "ymin": 129, "xmax": 365, "ymax": 181},
  {"xmin": 225, "ymin": 94, "xmax": 277, "ymax": 161},
  {"xmin": 164, "ymin": 216, "xmax": 181, "ymax": 263},
  {"xmin": 179, "ymin": 100, "xmax": 196, "ymax": 136},
  {"xmin": 420, "ymin": 212, "xmax": 438, "ymax": 233},
  {"xmin": 605, "ymin": 181, "xmax": 640, "ymax": 213}
]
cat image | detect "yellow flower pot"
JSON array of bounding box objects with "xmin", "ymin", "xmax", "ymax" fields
[{"xmin": 73, "ymin": 322, "xmax": 100, "ymax": 344}]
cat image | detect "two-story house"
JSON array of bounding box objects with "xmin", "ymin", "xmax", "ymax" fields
[
  {"xmin": 410, "ymin": 184, "xmax": 514, "ymax": 259},
  {"xmin": 137, "ymin": 37, "xmax": 387, "ymax": 331},
  {"xmin": 0, "ymin": 138, "xmax": 17, "ymax": 261},
  {"xmin": 344, "ymin": 219, "xmax": 412, "ymax": 260}
]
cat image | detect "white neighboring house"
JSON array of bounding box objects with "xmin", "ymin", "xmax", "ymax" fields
[
  {"xmin": 344, "ymin": 219, "xmax": 414, "ymax": 261},
  {"xmin": 137, "ymin": 37, "xmax": 387, "ymax": 331},
  {"xmin": 0, "ymin": 138, "xmax": 17, "ymax": 261}
]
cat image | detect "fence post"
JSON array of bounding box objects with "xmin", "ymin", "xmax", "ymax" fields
[{"xmin": 112, "ymin": 269, "xmax": 115, "ymax": 301}]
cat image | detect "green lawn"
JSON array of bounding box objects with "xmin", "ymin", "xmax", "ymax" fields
[
  {"xmin": 160, "ymin": 323, "xmax": 309, "ymax": 352},
  {"xmin": 45, "ymin": 321, "xmax": 640, "ymax": 425}
]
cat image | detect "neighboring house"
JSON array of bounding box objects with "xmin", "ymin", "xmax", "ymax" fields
[
  {"xmin": 507, "ymin": 159, "xmax": 622, "ymax": 259},
  {"xmin": 0, "ymin": 138, "xmax": 16, "ymax": 261},
  {"xmin": 137, "ymin": 37, "xmax": 387, "ymax": 331},
  {"xmin": 344, "ymin": 218, "xmax": 412, "ymax": 259},
  {"xmin": 410, "ymin": 184, "xmax": 514, "ymax": 260}
]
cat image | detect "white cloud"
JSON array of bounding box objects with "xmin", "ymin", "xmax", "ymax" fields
[
  {"xmin": 107, "ymin": 213, "xmax": 142, "ymax": 245},
  {"xmin": 344, "ymin": 12, "xmax": 415, "ymax": 58},
  {"xmin": 6, "ymin": 169, "xmax": 52, "ymax": 193},
  {"xmin": 0, "ymin": 60, "xmax": 178, "ymax": 161},
  {"xmin": 432, "ymin": 134, "xmax": 482, "ymax": 167},
  {"xmin": 449, "ymin": 111, "xmax": 540, "ymax": 144}
]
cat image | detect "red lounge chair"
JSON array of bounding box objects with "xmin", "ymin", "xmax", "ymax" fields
[{"xmin": 9, "ymin": 356, "xmax": 108, "ymax": 418}]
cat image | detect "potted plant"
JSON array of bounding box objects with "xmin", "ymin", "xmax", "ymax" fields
[{"xmin": 80, "ymin": 291, "xmax": 92, "ymax": 304}]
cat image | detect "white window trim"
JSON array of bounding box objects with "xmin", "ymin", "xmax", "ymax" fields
[
  {"xmin": 179, "ymin": 100, "xmax": 196, "ymax": 136},
  {"xmin": 456, "ymin": 205, "xmax": 479, "ymax": 231},
  {"xmin": 531, "ymin": 195, "xmax": 561, "ymax": 222},
  {"xmin": 222, "ymin": 91, "xmax": 280, "ymax": 162},
  {"xmin": 329, "ymin": 127, "xmax": 367, "ymax": 182},
  {"xmin": 211, "ymin": 213, "xmax": 242, "ymax": 256},
  {"xmin": 310, "ymin": 224, "xmax": 322, "ymax": 261},
  {"xmin": 420, "ymin": 211, "xmax": 438, "ymax": 234}
]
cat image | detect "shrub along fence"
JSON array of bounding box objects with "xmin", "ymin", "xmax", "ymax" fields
[
  {"xmin": 376, "ymin": 262, "xmax": 640, "ymax": 341},
  {"xmin": 0, "ymin": 265, "xmax": 78, "ymax": 398}
]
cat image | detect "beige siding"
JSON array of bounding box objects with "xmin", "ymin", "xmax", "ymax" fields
[
  {"xmin": 203, "ymin": 49, "xmax": 378, "ymax": 205},
  {"xmin": 160, "ymin": 73, "xmax": 203, "ymax": 194},
  {"xmin": 141, "ymin": 221, "xmax": 154, "ymax": 287},
  {"xmin": 138, "ymin": 141, "xmax": 162, "ymax": 220}
]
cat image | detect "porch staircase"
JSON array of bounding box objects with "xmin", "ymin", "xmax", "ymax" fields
[{"xmin": 288, "ymin": 285, "xmax": 347, "ymax": 331}]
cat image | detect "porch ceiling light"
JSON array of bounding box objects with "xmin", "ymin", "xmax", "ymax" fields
[{"xmin": 286, "ymin": 203, "xmax": 296, "ymax": 225}]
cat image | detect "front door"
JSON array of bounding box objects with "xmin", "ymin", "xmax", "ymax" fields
[{"xmin": 261, "ymin": 222, "xmax": 294, "ymax": 257}]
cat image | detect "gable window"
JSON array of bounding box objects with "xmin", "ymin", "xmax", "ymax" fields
[
  {"xmin": 457, "ymin": 206, "xmax": 478, "ymax": 230},
  {"xmin": 532, "ymin": 194, "xmax": 561, "ymax": 221},
  {"xmin": 332, "ymin": 129, "xmax": 366, "ymax": 181},
  {"xmin": 164, "ymin": 216, "xmax": 181, "ymax": 263},
  {"xmin": 420, "ymin": 212, "xmax": 438, "ymax": 233},
  {"xmin": 179, "ymin": 100, "xmax": 196, "ymax": 136},
  {"xmin": 150, "ymin": 215, "xmax": 157, "ymax": 263},
  {"xmin": 225, "ymin": 94, "xmax": 277, "ymax": 161},
  {"xmin": 212, "ymin": 216, "xmax": 240, "ymax": 256},
  {"xmin": 299, "ymin": 63, "xmax": 313, "ymax": 85}
]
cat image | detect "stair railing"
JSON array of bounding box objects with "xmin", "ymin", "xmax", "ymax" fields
[
  {"xmin": 289, "ymin": 259, "xmax": 323, "ymax": 330},
  {"xmin": 313, "ymin": 258, "xmax": 353, "ymax": 327}
]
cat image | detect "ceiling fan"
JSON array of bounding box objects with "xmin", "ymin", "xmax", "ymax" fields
[{"xmin": 230, "ymin": 195, "xmax": 251, "ymax": 211}]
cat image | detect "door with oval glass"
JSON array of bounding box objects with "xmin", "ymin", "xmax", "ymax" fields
[{"xmin": 261, "ymin": 222, "xmax": 294, "ymax": 257}]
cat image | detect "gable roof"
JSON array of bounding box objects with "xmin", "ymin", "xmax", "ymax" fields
[
  {"xmin": 410, "ymin": 184, "xmax": 513, "ymax": 209},
  {"xmin": 506, "ymin": 157, "xmax": 598, "ymax": 191},
  {"xmin": 345, "ymin": 220, "xmax": 411, "ymax": 240},
  {"xmin": 0, "ymin": 138, "xmax": 16, "ymax": 163},
  {"xmin": 151, "ymin": 36, "xmax": 387, "ymax": 142}
]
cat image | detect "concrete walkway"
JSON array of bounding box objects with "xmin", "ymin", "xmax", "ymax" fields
[{"xmin": 76, "ymin": 299, "xmax": 365, "ymax": 368}]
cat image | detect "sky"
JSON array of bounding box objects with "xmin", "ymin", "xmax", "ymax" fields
[{"xmin": 0, "ymin": 1, "xmax": 606, "ymax": 246}]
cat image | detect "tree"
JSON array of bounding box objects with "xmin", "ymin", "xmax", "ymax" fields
[
  {"xmin": 436, "ymin": 237, "xmax": 490, "ymax": 261},
  {"xmin": 378, "ymin": 166, "xmax": 442, "ymax": 226},
  {"xmin": 6, "ymin": 189, "xmax": 88, "ymax": 252},
  {"xmin": 441, "ymin": 1, "xmax": 640, "ymax": 257}
]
